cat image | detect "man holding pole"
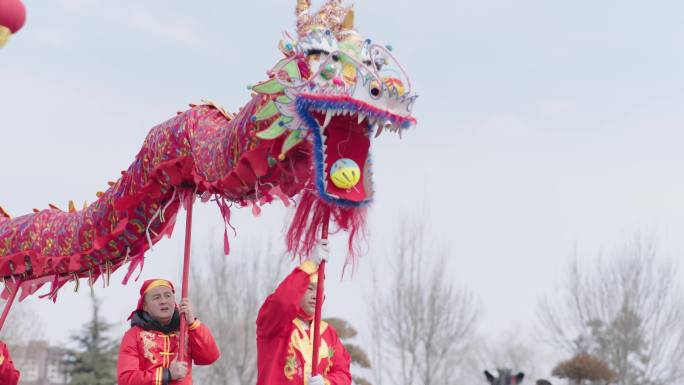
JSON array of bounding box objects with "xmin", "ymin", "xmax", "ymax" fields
[
  {"xmin": 0, "ymin": 340, "xmax": 20, "ymax": 385},
  {"xmin": 256, "ymin": 240, "xmax": 351, "ymax": 385},
  {"xmin": 117, "ymin": 278, "xmax": 219, "ymax": 385}
]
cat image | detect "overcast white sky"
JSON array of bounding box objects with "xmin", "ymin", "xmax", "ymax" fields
[{"xmin": 2, "ymin": 0, "xmax": 684, "ymax": 376}]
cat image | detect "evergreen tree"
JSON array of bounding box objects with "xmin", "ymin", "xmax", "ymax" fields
[
  {"xmin": 585, "ymin": 303, "xmax": 649, "ymax": 385},
  {"xmin": 63, "ymin": 286, "xmax": 119, "ymax": 385},
  {"xmin": 552, "ymin": 353, "xmax": 615, "ymax": 385}
]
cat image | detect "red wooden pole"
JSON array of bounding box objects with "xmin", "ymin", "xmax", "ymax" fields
[
  {"xmin": 311, "ymin": 209, "xmax": 330, "ymax": 376},
  {"xmin": 178, "ymin": 191, "xmax": 195, "ymax": 362},
  {"xmin": 0, "ymin": 283, "xmax": 19, "ymax": 332}
]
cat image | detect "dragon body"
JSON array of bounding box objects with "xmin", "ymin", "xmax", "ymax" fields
[{"xmin": 0, "ymin": 0, "xmax": 417, "ymax": 301}]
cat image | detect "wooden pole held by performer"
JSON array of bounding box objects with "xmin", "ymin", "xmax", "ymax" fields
[
  {"xmin": 178, "ymin": 191, "xmax": 195, "ymax": 361},
  {"xmin": 0, "ymin": 283, "xmax": 19, "ymax": 332},
  {"xmin": 311, "ymin": 208, "xmax": 330, "ymax": 376}
]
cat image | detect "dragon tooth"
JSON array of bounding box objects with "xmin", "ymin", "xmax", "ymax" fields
[
  {"xmin": 322, "ymin": 110, "xmax": 333, "ymax": 129},
  {"xmin": 374, "ymin": 124, "xmax": 383, "ymax": 138},
  {"xmin": 357, "ymin": 113, "xmax": 366, "ymax": 125}
]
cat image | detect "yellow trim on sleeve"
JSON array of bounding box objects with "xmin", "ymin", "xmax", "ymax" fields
[
  {"xmin": 188, "ymin": 319, "xmax": 201, "ymax": 331},
  {"xmin": 0, "ymin": 354, "xmax": 4, "ymax": 366},
  {"xmin": 299, "ymin": 260, "xmax": 317, "ymax": 275}
]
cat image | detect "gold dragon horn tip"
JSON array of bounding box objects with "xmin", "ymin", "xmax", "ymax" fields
[
  {"xmin": 296, "ymin": 0, "xmax": 311, "ymax": 15},
  {"xmin": 340, "ymin": 8, "xmax": 354, "ymax": 31},
  {"xmin": 296, "ymin": 0, "xmax": 312, "ymax": 36}
]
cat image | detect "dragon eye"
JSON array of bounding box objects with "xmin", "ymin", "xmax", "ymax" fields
[{"xmin": 369, "ymin": 80, "xmax": 382, "ymax": 98}]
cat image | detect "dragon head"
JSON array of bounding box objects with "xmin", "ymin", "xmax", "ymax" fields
[{"xmin": 249, "ymin": 0, "xmax": 417, "ymax": 208}]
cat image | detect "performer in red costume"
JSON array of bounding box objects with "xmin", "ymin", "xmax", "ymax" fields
[
  {"xmin": 117, "ymin": 279, "xmax": 219, "ymax": 385},
  {"xmin": 0, "ymin": 340, "xmax": 20, "ymax": 385},
  {"xmin": 257, "ymin": 240, "xmax": 351, "ymax": 385}
]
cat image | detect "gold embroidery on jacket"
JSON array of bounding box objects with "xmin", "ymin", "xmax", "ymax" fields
[
  {"xmin": 325, "ymin": 345, "xmax": 335, "ymax": 375},
  {"xmin": 285, "ymin": 319, "xmax": 330, "ymax": 384},
  {"xmin": 140, "ymin": 331, "xmax": 158, "ymax": 365},
  {"xmin": 284, "ymin": 342, "xmax": 297, "ymax": 380}
]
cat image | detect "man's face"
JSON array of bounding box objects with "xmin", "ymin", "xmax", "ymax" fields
[
  {"xmin": 142, "ymin": 286, "xmax": 176, "ymax": 325},
  {"xmin": 299, "ymin": 281, "xmax": 317, "ymax": 316}
]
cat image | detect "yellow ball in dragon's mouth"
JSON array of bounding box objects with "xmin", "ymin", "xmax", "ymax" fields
[{"xmin": 330, "ymin": 158, "xmax": 361, "ymax": 189}]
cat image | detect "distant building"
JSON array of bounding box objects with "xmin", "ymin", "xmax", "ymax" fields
[{"xmin": 11, "ymin": 340, "xmax": 70, "ymax": 385}]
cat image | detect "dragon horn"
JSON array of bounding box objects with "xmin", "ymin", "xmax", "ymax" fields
[
  {"xmin": 296, "ymin": 0, "xmax": 311, "ymax": 16},
  {"xmin": 340, "ymin": 8, "xmax": 354, "ymax": 31},
  {"xmin": 296, "ymin": 0, "xmax": 312, "ymax": 36}
]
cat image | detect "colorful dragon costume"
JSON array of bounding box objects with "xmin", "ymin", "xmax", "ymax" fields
[{"xmin": 0, "ymin": 0, "xmax": 417, "ymax": 303}]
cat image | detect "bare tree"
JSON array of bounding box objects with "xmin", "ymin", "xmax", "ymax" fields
[
  {"xmin": 0, "ymin": 296, "xmax": 46, "ymax": 380},
  {"xmin": 0, "ymin": 299, "xmax": 44, "ymax": 347},
  {"xmin": 369, "ymin": 219, "xmax": 480, "ymax": 385},
  {"xmin": 324, "ymin": 317, "xmax": 372, "ymax": 385},
  {"xmin": 538, "ymin": 236, "xmax": 684, "ymax": 385},
  {"xmin": 189, "ymin": 238, "xmax": 287, "ymax": 385},
  {"xmin": 471, "ymin": 328, "xmax": 548, "ymax": 384}
]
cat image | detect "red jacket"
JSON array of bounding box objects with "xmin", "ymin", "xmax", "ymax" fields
[
  {"xmin": 0, "ymin": 341, "xmax": 20, "ymax": 385},
  {"xmin": 117, "ymin": 316, "xmax": 219, "ymax": 385},
  {"xmin": 256, "ymin": 261, "xmax": 352, "ymax": 385}
]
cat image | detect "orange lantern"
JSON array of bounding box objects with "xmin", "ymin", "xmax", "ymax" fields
[{"xmin": 0, "ymin": 0, "xmax": 26, "ymax": 48}]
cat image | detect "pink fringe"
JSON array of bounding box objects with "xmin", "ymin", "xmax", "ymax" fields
[{"xmin": 286, "ymin": 187, "xmax": 367, "ymax": 274}]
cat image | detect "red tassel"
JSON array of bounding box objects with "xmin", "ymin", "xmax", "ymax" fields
[
  {"xmin": 223, "ymin": 229, "xmax": 230, "ymax": 255},
  {"xmin": 216, "ymin": 197, "xmax": 236, "ymax": 256}
]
